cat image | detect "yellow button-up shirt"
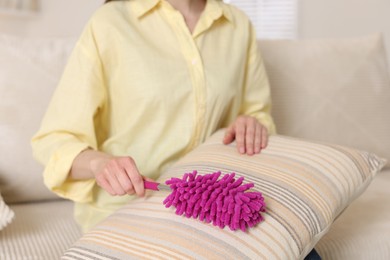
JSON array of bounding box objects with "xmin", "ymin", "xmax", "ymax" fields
[{"xmin": 32, "ymin": 0, "xmax": 275, "ymax": 231}]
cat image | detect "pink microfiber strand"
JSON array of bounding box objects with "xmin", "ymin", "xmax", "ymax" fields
[{"xmin": 163, "ymin": 171, "xmax": 266, "ymax": 232}]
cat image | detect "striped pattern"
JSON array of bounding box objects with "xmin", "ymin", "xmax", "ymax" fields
[
  {"xmin": 0, "ymin": 200, "xmax": 82, "ymax": 260},
  {"xmin": 63, "ymin": 131, "xmax": 385, "ymax": 260},
  {"xmin": 316, "ymin": 170, "xmax": 390, "ymax": 260},
  {"xmin": 0, "ymin": 192, "xmax": 14, "ymax": 230}
]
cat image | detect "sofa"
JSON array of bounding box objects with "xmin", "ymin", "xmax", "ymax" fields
[{"xmin": 0, "ymin": 33, "xmax": 389, "ymax": 260}]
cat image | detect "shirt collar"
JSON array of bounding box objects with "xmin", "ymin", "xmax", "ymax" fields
[
  {"xmin": 212, "ymin": 0, "xmax": 233, "ymax": 23},
  {"xmin": 132, "ymin": 0, "xmax": 161, "ymax": 18},
  {"xmin": 132, "ymin": 0, "xmax": 233, "ymax": 24}
]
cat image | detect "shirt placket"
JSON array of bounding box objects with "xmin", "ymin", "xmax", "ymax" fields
[{"xmin": 161, "ymin": 5, "xmax": 207, "ymax": 151}]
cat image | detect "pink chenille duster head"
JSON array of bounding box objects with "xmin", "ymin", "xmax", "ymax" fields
[{"xmin": 163, "ymin": 171, "xmax": 266, "ymax": 232}]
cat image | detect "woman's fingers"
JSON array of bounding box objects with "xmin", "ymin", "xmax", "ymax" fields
[
  {"xmin": 235, "ymin": 118, "xmax": 247, "ymax": 154},
  {"xmin": 254, "ymin": 123, "xmax": 262, "ymax": 154},
  {"xmin": 96, "ymin": 174, "xmax": 116, "ymax": 195},
  {"xmin": 94, "ymin": 156, "xmax": 146, "ymax": 197},
  {"xmin": 223, "ymin": 116, "xmax": 269, "ymax": 155},
  {"xmin": 122, "ymin": 157, "xmax": 145, "ymax": 197},
  {"xmin": 115, "ymin": 168, "xmax": 135, "ymax": 195},
  {"xmin": 223, "ymin": 125, "xmax": 236, "ymax": 145},
  {"xmin": 245, "ymin": 117, "xmax": 256, "ymax": 155}
]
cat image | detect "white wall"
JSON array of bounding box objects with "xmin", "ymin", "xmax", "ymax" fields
[
  {"xmin": 0, "ymin": 0, "xmax": 102, "ymax": 37},
  {"xmin": 299, "ymin": 0, "xmax": 390, "ymax": 66}
]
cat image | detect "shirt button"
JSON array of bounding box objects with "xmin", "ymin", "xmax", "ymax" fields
[{"xmin": 191, "ymin": 59, "xmax": 197, "ymax": 65}]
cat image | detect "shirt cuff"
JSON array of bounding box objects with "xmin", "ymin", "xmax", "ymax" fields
[{"xmin": 43, "ymin": 141, "xmax": 95, "ymax": 203}]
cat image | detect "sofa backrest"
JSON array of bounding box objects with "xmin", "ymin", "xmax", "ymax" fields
[
  {"xmin": 0, "ymin": 34, "xmax": 76, "ymax": 203},
  {"xmin": 259, "ymin": 34, "xmax": 390, "ymax": 168}
]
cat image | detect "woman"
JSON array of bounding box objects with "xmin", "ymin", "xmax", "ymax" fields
[{"xmin": 32, "ymin": 0, "xmax": 275, "ymax": 232}]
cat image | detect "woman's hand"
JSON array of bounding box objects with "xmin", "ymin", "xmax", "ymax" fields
[
  {"xmin": 71, "ymin": 150, "xmax": 151, "ymax": 197},
  {"xmin": 91, "ymin": 156, "xmax": 151, "ymax": 197},
  {"xmin": 223, "ymin": 116, "xmax": 268, "ymax": 155}
]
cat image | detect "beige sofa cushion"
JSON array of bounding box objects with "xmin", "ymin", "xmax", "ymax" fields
[
  {"xmin": 0, "ymin": 34, "xmax": 76, "ymax": 203},
  {"xmin": 63, "ymin": 130, "xmax": 385, "ymax": 260},
  {"xmin": 259, "ymin": 34, "xmax": 390, "ymax": 168},
  {"xmin": 0, "ymin": 200, "xmax": 82, "ymax": 259}
]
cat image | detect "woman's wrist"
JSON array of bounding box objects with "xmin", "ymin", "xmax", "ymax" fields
[{"xmin": 71, "ymin": 149, "xmax": 113, "ymax": 180}]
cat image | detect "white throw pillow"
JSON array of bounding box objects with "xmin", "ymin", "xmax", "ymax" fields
[
  {"xmin": 0, "ymin": 191, "xmax": 14, "ymax": 230},
  {"xmin": 259, "ymin": 34, "xmax": 390, "ymax": 168},
  {"xmin": 0, "ymin": 34, "xmax": 76, "ymax": 203}
]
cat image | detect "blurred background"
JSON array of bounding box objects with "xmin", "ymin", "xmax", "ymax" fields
[{"xmin": 0, "ymin": 0, "xmax": 389, "ymax": 65}]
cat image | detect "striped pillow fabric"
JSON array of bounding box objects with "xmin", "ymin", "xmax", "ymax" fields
[{"xmin": 63, "ymin": 130, "xmax": 386, "ymax": 260}]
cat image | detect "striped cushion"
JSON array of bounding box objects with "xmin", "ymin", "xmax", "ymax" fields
[
  {"xmin": 63, "ymin": 130, "xmax": 386, "ymax": 260},
  {"xmin": 316, "ymin": 170, "xmax": 390, "ymax": 260}
]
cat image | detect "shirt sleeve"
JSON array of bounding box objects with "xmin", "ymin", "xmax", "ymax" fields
[
  {"xmin": 31, "ymin": 20, "xmax": 107, "ymax": 203},
  {"xmin": 240, "ymin": 23, "xmax": 276, "ymax": 135}
]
